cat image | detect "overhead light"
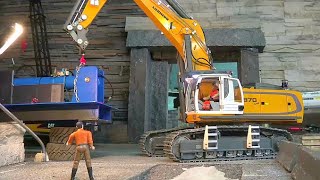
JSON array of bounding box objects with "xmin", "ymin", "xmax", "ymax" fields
[{"xmin": 0, "ymin": 23, "xmax": 23, "ymax": 55}]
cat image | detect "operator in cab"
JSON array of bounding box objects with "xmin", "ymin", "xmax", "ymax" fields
[
  {"xmin": 66, "ymin": 121, "xmax": 95, "ymax": 180},
  {"xmin": 203, "ymin": 80, "xmax": 220, "ymax": 101},
  {"xmin": 202, "ymin": 80, "xmax": 220, "ymax": 110}
]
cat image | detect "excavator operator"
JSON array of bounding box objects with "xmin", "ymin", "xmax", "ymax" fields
[
  {"xmin": 202, "ymin": 80, "xmax": 220, "ymax": 110},
  {"xmin": 208, "ymin": 81, "xmax": 220, "ymax": 101},
  {"xmin": 66, "ymin": 121, "xmax": 95, "ymax": 180}
]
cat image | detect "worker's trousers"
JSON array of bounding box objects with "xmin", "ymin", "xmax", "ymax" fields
[{"xmin": 73, "ymin": 144, "xmax": 92, "ymax": 168}]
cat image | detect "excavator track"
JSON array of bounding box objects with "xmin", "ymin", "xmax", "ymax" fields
[
  {"xmin": 163, "ymin": 125, "xmax": 293, "ymax": 163},
  {"xmin": 139, "ymin": 126, "xmax": 192, "ymax": 157}
]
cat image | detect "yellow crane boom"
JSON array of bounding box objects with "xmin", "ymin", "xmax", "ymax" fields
[{"xmin": 63, "ymin": 0, "xmax": 212, "ymax": 71}]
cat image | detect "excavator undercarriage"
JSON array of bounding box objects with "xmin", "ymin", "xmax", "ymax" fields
[{"xmin": 140, "ymin": 125, "xmax": 293, "ymax": 162}]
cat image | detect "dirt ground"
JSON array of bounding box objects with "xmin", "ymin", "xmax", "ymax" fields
[{"xmin": 0, "ymin": 144, "xmax": 292, "ymax": 180}]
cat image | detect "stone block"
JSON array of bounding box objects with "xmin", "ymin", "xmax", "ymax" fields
[
  {"xmin": 217, "ymin": 7, "xmax": 240, "ymax": 17},
  {"xmin": 183, "ymin": 3, "xmax": 217, "ymax": 13},
  {"xmin": 0, "ymin": 122, "xmax": 25, "ymax": 146},
  {"xmin": 126, "ymin": 27, "xmax": 266, "ymax": 52},
  {"xmin": 197, "ymin": 0, "xmax": 217, "ymax": 3},
  {"xmin": 240, "ymin": 48, "xmax": 260, "ymax": 84},
  {"xmin": 304, "ymin": 3, "xmax": 320, "ymax": 11},
  {"xmin": 302, "ymin": 25, "xmax": 320, "ymax": 35},
  {"xmin": 256, "ymin": 6, "xmax": 284, "ymax": 19},
  {"xmin": 216, "ymin": 1, "xmax": 244, "ymax": 8},
  {"xmin": 285, "ymin": 27, "xmax": 304, "ymax": 36},
  {"xmin": 285, "ymin": 70, "xmax": 320, "ymax": 82},
  {"xmin": 239, "ymin": 6, "xmax": 258, "ymax": 16},
  {"xmin": 289, "ymin": 81, "xmax": 320, "ymax": 89},
  {"xmin": 284, "ymin": 18, "xmax": 314, "ymax": 27},
  {"xmin": 284, "ymin": 2, "xmax": 314, "ymax": 19},
  {"xmin": 260, "ymin": 70, "xmax": 284, "ymax": 79},
  {"xmin": 127, "ymin": 48, "xmax": 168, "ymax": 143},
  {"xmin": 254, "ymin": 1, "xmax": 283, "ymax": 7},
  {"xmin": 297, "ymin": 57, "xmax": 320, "ymax": 71},
  {"xmin": 147, "ymin": 60, "xmax": 168, "ymax": 131},
  {"xmin": 0, "ymin": 143, "xmax": 25, "ymax": 167},
  {"xmin": 262, "ymin": 22, "xmax": 285, "ymax": 36},
  {"xmin": 260, "ymin": 78, "xmax": 282, "ymax": 86},
  {"xmin": 259, "ymin": 56, "xmax": 283, "ymax": 71},
  {"xmin": 276, "ymin": 140, "xmax": 302, "ymax": 172},
  {"xmin": 128, "ymin": 48, "xmax": 149, "ymax": 143},
  {"xmin": 229, "ymin": 15, "xmax": 261, "ymax": 24},
  {"xmin": 291, "ymin": 147, "xmax": 320, "ymax": 180},
  {"xmin": 302, "ymin": 134, "xmax": 320, "ymax": 146},
  {"xmin": 190, "ymin": 12, "xmax": 217, "ymax": 19}
]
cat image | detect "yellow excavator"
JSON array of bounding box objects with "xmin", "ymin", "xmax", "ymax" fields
[{"xmin": 64, "ymin": 0, "xmax": 304, "ymax": 162}]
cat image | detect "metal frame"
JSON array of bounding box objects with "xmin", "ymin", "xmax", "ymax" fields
[{"xmin": 29, "ymin": 0, "xmax": 52, "ymax": 77}]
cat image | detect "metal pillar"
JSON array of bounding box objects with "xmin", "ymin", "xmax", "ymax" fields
[{"xmin": 29, "ymin": 0, "xmax": 52, "ymax": 77}]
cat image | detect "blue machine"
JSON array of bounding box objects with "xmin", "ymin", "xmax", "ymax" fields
[{"xmin": 0, "ymin": 66, "xmax": 112, "ymax": 124}]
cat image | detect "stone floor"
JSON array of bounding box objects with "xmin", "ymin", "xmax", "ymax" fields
[{"xmin": 0, "ymin": 143, "xmax": 292, "ymax": 180}]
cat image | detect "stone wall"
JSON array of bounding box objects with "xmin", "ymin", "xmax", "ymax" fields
[
  {"xmin": 173, "ymin": 0, "xmax": 320, "ymax": 91},
  {"xmin": 0, "ymin": 122, "xmax": 25, "ymax": 167}
]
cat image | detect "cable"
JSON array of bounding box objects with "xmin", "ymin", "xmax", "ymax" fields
[
  {"xmin": 100, "ymin": 74, "xmax": 114, "ymax": 102},
  {"xmin": 15, "ymin": 65, "xmax": 37, "ymax": 77},
  {"xmin": 190, "ymin": 50, "xmax": 212, "ymax": 68}
]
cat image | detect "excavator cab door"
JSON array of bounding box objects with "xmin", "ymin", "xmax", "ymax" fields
[{"xmin": 219, "ymin": 77, "xmax": 244, "ymax": 113}]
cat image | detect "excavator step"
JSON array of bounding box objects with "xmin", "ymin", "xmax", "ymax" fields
[
  {"xmin": 203, "ymin": 125, "xmax": 218, "ymax": 150},
  {"xmin": 247, "ymin": 125, "xmax": 261, "ymax": 149}
]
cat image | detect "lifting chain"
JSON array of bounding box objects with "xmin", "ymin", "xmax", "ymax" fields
[{"xmin": 73, "ymin": 54, "xmax": 86, "ymax": 102}]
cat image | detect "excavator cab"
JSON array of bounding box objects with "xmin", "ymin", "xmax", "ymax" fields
[{"xmin": 183, "ymin": 72, "xmax": 244, "ymax": 123}]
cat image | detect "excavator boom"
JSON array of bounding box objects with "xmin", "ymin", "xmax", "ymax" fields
[{"xmin": 64, "ymin": 0, "xmax": 212, "ymax": 71}]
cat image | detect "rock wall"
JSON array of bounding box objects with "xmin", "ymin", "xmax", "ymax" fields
[
  {"xmin": 174, "ymin": 0, "xmax": 320, "ymax": 91},
  {"xmin": 0, "ymin": 122, "xmax": 26, "ymax": 167}
]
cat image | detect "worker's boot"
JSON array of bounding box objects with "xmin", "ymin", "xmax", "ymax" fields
[
  {"xmin": 87, "ymin": 167, "xmax": 94, "ymax": 180},
  {"xmin": 70, "ymin": 168, "xmax": 77, "ymax": 180}
]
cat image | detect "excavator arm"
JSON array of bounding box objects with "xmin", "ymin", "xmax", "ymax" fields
[
  {"xmin": 64, "ymin": 0, "xmax": 213, "ymax": 71},
  {"xmin": 63, "ymin": 0, "xmax": 107, "ymax": 53}
]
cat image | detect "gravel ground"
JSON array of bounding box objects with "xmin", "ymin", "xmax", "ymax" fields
[
  {"xmin": 0, "ymin": 144, "xmax": 292, "ymax": 180},
  {"xmin": 0, "ymin": 144, "xmax": 170, "ymax": 180},
  {"xmin": 129, "ymin": 160, "xmax": 291, "ymax": 180}
]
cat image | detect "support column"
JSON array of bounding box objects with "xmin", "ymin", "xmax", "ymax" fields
[
  {"xmin": 147, "ymin": 58, "xmax": 168, "ymax": 131},
  {"xmin": 240, "ymin": 48, "xmax": 260, "ymax": 85},
  {"xmin": 128, "ymin": 48, "xmax": 168, "ymax": 143}
]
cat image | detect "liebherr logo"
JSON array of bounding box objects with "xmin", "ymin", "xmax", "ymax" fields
[{"xmin": 152, "ymin": 6, "xmax": 169, "ymax": 21}]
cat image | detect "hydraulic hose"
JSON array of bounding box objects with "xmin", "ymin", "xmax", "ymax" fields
[{"xmin": 166, "ymin": 0, "xmax": 192, "ymax": 19}]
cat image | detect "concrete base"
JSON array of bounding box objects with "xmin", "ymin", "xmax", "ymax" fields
[
  {"xmin": 276, "ymin": 141, "xmax": 302, "ymax": 172},
  {"xmin": 0, "ymin": 122, "xmax": 25, "ymax": 167},
  {"xmin": 291, "ymin": 147, "xmax": 320, "ymax": 180},
  {"xmin": 276, "ymin": 140, "xmax": 320, "ymax": 180}
]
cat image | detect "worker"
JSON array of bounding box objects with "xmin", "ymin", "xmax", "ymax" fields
[
  {"xmin": 204, "ymin": 80, "xmax": 220, "ymax": 101},
  {"xmin": 202, "ymin": 80, "xmax": 220, "ymax": 110},
  {"xmin": 66, "ymin": 121, "xmax": 95, "ymax": 180}
]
